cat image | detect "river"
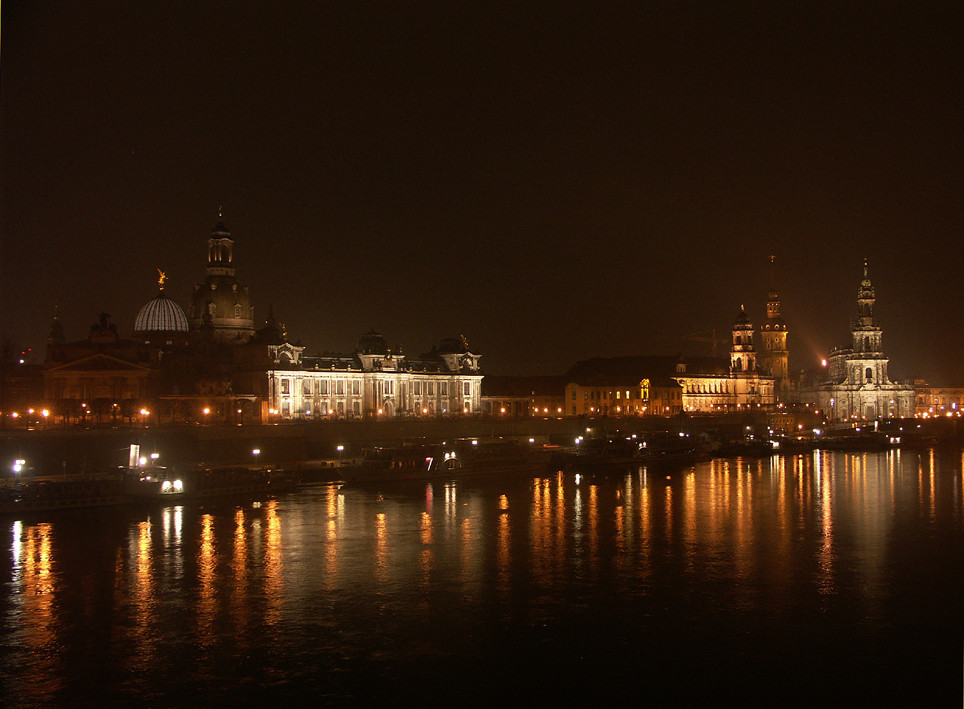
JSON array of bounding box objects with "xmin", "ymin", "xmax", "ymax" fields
[{"xmin": 2, "ymin": 448, "xmax": 962, "ymax": 705}]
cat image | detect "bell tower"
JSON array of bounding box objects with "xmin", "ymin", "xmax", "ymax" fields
[
  {"xmin": 758, "ymin": 255, "xmax": 789, "ymax": 400},
  {"xmin": 730, "ymin": 305, "xmax": 756, "ymax": 373},
  {"xmin": 189, "ymin": 209, "xmax": 256, "ymax": 344},
  {"xmin": 206, "ymin": 208, "xmax": 235, "ymax": 277}
]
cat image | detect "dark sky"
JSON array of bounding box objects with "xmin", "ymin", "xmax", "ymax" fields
[{"xmin": 3, "ymin": 2, "xmax": 962, "ymax": 380}]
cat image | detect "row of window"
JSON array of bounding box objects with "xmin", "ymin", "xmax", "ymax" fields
[
  {"xmin": 572, "ymin": 389, "xmax": 646, "ymax": 401},
  {"xmin": 278, "ymin": 378, "xmax": 474, "ymax": 397},
  {"xmin": 277, "ymin": 400, "xmax": 473, "ymax": 417}
]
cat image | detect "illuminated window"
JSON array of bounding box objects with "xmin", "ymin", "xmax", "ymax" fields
[
  {"xmin": 281, "ymin": 379, "xmax": 290, "ymax": 395},
  {"xmin": 351, "ymin": 380, "xmax": 360, "ymax": 395},
  {"xmin": 336, "ymin": 380, "xmax": 345, "ymax": 395},
  {"xmin": 440, "ymin": 383, "xmax": 447, "ymax": 396},
  {"xmin": 463, "ymin": 382, "xmax": 470, "ymax": 396}
]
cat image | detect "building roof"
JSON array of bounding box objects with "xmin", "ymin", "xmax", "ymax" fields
[
  {"xmin": 564, "ymin": 356, "xmax": 698, "ymax": 387},
  {"xmin": 135, "ymin": 292, "xmax": 189, "ymax": 333}
]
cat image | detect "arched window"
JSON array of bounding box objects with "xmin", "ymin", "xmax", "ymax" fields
[{"xmin": 865, "ymin": 367, "xmax": 873, "ymax": 381}]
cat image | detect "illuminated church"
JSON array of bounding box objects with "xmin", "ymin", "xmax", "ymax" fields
[{"xmin": 800, "ymin": 261, "xmax": 914, "ymax": 420}]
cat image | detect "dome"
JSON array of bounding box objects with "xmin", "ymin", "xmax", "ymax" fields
[
  {"xmin": 135, "ymin": 292, "xmax": 189, "ymax": 333},
  {"xmin": 356, "ymin": 328, "xmax": 389, "ymax": 354}
]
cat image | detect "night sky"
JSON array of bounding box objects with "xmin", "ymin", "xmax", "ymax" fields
[{"xmin": 3, "ymin": 3, "xmax": 962, "ymax": 380}]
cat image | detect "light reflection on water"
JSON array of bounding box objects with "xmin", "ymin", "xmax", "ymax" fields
[{"xmin": 2, "ymin": 449, "xmax": 962, "ymax": 704}]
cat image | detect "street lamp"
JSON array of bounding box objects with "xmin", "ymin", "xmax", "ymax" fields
[{"xmin": 252, "ymin": 448, "xmax": 261, "ymax": 468}]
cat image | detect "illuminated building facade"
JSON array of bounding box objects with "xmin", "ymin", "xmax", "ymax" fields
[
  {"xmin": 563, "ymin": 357, "xmax": 685, "ymax": 417},
  {"xmin": 913, "ymin": 381, "xmax": 964, "ymax": 417},
  {"xmin": 562, "ymin": 310, "xmax": 777, "ymax": 419},
  {"xmin": 235, "ymin": 330, "xmax": 482, "ymax": 420},
  {"xmin": 801, "ymin": 261, "xmax": 914, "ymax": 420},
  {"xmin": 673, "ymin": 307, "xmax": 776, "ymax": 412},
  {"xmin": 38, "ymin": 215, "xmax": 483, "ymax": 424}
]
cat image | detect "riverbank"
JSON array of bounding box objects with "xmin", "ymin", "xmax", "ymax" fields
[{"xmin": 1, "ymin": 413, "xmax": 959, "ymax": 478}]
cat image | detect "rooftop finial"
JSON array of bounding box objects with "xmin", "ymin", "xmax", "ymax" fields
[
  {"xmin": 157, "ymin": 269, "xmax": 167, "ymax": 290},
  {"xmin": 218, "ymin": 204, "xmax": 223, "ymax": 219}
]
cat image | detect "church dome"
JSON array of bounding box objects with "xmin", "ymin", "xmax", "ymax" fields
[{"xmin": 135, "ymin": 292, "xmax": 189, "ymax": 333}]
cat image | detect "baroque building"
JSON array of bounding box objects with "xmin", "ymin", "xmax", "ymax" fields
[
  {"xmin": 233, "ymin": 329, "xmax": 482, "ymax": 420},
  {"xmin": 674, "ymin": 306, "xmax": 775, "ymax": 411},
  {"xmin": 801, "ymin": 261, "xmax": 914, "ymax": 420},
  {"xmin": 189, "ymin": 215, "xmax": 256, "ymax": 344},
  {"xmin": 561, "ymin": 307, "xmax": 777, "ymax": 418},
  {"xmin": 757, "ymin": 256, "xmax": 789, "ymax": 401},
  {"xmin": 39, "ymin": 213, "xmax": 484, "ymax": 424}
]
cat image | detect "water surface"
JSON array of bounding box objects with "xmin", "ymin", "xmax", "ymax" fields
[{"xmin": 2, "ymin": 449, "xmax": 962, "ymax": 705}]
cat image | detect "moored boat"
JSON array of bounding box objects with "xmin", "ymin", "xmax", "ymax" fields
[{"xmin": 340, "ymin": 438, "xmax": 551, "ymax": 484}]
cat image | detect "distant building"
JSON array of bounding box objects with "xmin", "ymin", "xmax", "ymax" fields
[
  {"xmin": 43, "ymin": 311, "xmax": 161, "ymax": 423},
  {"xmin": 481, "ymin": 376, "xmax": 567, "ymax": 417},
  {"xmin": 40, "ymin": 214, "xmax": 484, "ymax": 424},
  {"xmin": 564, "ymin": 357, "xmax": 684, "ymax": 416},
  {"xmin": 912, "ymin": 380, "xmax": 964, "ymax": 417},
  {"xmin": 799, "ymin": 261, "xmax": 914, "ymax": 420},
  {"xmin": 561, "ymin": 306, "xmax": 776, "ymax": 417},
  {"xmin": 188, "ymin": 215, "xmax": 256, "ymax": 344},
  {"xmin": 242, "ymin": 329, "xmax": 482, "ymax": 420},
  {"xmin": 757, "ymin": 256, "xmax": 790, "ymax": 401},
  {"xmin": 675, "ymin": 305, "xmax": 776, "ymax": 412}
]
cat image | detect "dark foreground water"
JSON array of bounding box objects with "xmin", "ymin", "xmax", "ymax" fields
[{"xmin": 2, "ymin": 449, "xmax": 962, "ymax": 706}]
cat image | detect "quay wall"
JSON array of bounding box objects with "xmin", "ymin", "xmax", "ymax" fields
[{"xmin": 2, "ymin": 411, "xmax": 951, "ymax": 478}]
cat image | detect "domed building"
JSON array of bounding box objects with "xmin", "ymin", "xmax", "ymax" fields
[
  {"xmin": 189, "ymin": 215, "xmax": 256, "ymax": 344},
  {"xmin": 134, "ymin": 270, "xmax": 189, "ymax": 347}
]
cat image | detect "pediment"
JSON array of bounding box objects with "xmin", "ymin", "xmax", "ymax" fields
[{"xmin": 47, "ymin": 353, "xmax": 154, "ymax": 373}]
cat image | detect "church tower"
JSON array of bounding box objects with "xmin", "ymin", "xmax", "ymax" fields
[
  {"xmin": 758, "ymin": 255, "xmax": 789, "ymax": 401},
  {"xmin": 817, "ymin": 259, "xmax": 913, "ymax": 420},
  {"xmin": 852, "ymin": 258, "xmax": 883, "ymax": 354},
  {"xmin": 189, "ymin": 211, "xmax": 256, "ymax": 344},
  {"xmin": 730, "ymin": 305, "xmax": 756, "ymax": 373}
]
